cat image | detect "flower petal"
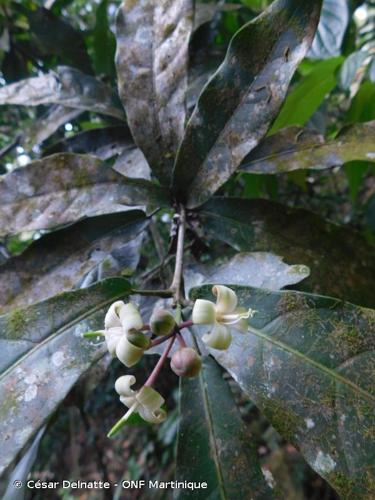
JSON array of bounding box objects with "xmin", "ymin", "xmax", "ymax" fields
[
  {"xmin": 203, "ymin": 323, "xmax": 232, "ymax": 350},
  {"xmin": 115, "ymin": 375, "xmax": 137, "ymax": 398},
  {"xmin": 119, "ymin": 303, "xmax": 143, "ymax": 332},
  {"xmin": 192, "ymin": 299, "xmax": 216, "ymax": 325},
  {"xmin": 104, "ymin": 301, "xmax": 124, "ymax": 329},
  {"xmin": 213, "ymin": 285, "xmax": 237, "ymax": 314},
  {"xmin": 139, "ymin": 406, "xmax": 167, "ymax": 424},
  {"xmin": 105, "ymin": 326, "xmax": 124, "ymax": 356},
  {"xmin": 115, "ymin": 335, "xmax": 144, "ymax": 367},
  {"xmin": 136, "ymin": 386, "xmax": 164, "ymax": 412}
]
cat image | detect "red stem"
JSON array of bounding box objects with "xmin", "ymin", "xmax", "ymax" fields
[
  {"xmin": 177, "ymin": 333, "xmax": 187, "ymax": 348},
  {"xmin": 148, "ymin": 332, "xmax": 174, "ymax": 348},
  {"xmin": 144, "ymin": 336, "xmax": 175, "ymax": 387},
  {"xmin": 177, "ymin": 320, "xmax": 193, "ymax": 330}
]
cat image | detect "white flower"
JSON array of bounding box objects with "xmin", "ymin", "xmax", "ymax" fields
[
  {"xmin": 192, "ymin": 285, "xmax": 255, "ymax": 350},
  {"xmin": 108, "ymin": 375, "xmax": 166, "ymax": 436},
  {"xmin": 103, "ymin": 301, "xmax": 146, "ymax": 367}
]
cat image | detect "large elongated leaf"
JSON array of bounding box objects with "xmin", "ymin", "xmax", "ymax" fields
[
  {"xmin": 172, "ymin": 0, "xmax": 322, "ymax": 208},
  {"xmin": 21, "ymin": 105, "xmax": 83, "ymax": 151},
  {"xmin": 309, "ymin": 0, "xmax": 349, "ymax": 60},
  {"xmin": 240, "ymin": 121, "xmax": 375, "ymax": 174},
  {"xmin": 115, "ymin": 0, "xmax": 193, "ymax": 185},
  {"xmin": 92, "ymin": 0, "xmax": 116, "ymax": 77},
  {"xmin": 0, "ymin": 153, "xmax": 169, "ymax": 236},
  {"xmin": 190, "ymin": 285, "xmax": 375, "ymax": 498},
  {"xmin": 43, "ymin": 126, "xmax": 133, "ymax": 159},
  {"xmin": 185, "ymin": 252, "xmax": 310, "ymax": 294},
  {"xmin": 269, "ymin": 57, "xmax": 342, "ymax": 133},
  {"xmin": 0, "ymin": 210, "xmax": 147, "ymax": 314},
  {"xmin": 0, "ymin": 278, "xmax": 132, "ymax": 477},
  {"xmin": 0, "ymin": 66, "xmax": 124, "ymax": 120},
  {"xmin": 176, "ymin": 356, "xmax": 273, "ymax": 499},
  {"xmin": 198, "ymin": 198, "xmax": 375, "ymax": 308}
]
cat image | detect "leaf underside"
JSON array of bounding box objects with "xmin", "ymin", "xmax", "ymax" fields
[
  {"xmin": 172, "ymin": 0, "xmax": 322, "ymax": 207},
  {"xmin": 0, "ymin": 278, "xmax": 132, "ymax": 478},
  {"xmin": 115, "ymin": 0, "xmax": 193, "ymax": 185},
  {"xmin": 240, "ymin": 121, "xmax": 375, "ymax": 174},
  {"xmin": 176, "ymin": 356, "xmax": 273, "ymax": 499},
  {"xmin": 190, "ymin": 285, "xmax": 375, "ymax": 498}
]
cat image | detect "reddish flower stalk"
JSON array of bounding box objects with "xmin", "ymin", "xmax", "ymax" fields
[
  {"xmin": 148, "ymin": 332, "xmax": 175, "ymax": 349},
  {"xmin": 144, "ymin": 335, "xmax": 175, "ymax": 387},
  {"xmin": 177, "ymin": 320, "xmax": 193, "ymax": 331},
  {"xmin": 177, "ymin": 332, "xmax": 187, "ymax": 348}
]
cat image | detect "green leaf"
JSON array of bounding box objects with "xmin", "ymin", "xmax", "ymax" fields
[
  {"xmin": 344, "ymin": 161, "xmax": 370, "ymax": 202},
  {"xmin": 172, "ymin": 0, "xmax": 322, "ymax": 208},
  {"xmin": 115, "ymin": 0, "xmax": 193, "ymax": 185},
  {"xmin": 0, "ymin": 277, "xmax": 132, "ymax": 478},
  {"xmin": 346, "ymin": 81, "xmax": 375, "ymax": 123},
  {"xmin": 176, "ymin": 356, "xmax": 273, "ymax": 499},
  {"xmin": 0, "ymin": 66, "xmax": 124, "ymax": 120},
  {"xmin": 92, "ymin": 0, "xmax": 116, "ymax": 77},
  {"xmin": 0, "ymin": 153, "xmax": 170, "ymax": 237},
  {"xmin": 197, "ymin": 197, "xmax": 375, "ymax": 308},
  {"xmin": 190, "ymin": 285, "xmax": 375, "ymax": 498},
  {"xmin": 240, "ymin": 121, "xmax": 375, "ymax": 174},
  {"xmin": 309, "ymin": 0, "xmax": 349, "ymax": 59},
  {"xmin": 269, "ymin": 57, "xmax": 343, "ymax": 133},
  {"xmin": 0, "ymin": 211, "xmax": 147, "ymax": 314}
]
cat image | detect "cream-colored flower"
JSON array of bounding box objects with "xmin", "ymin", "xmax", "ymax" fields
[
  {"xmin": 192, "ymin": 285, "xmax": 255, "ymax": 350},
  {"xmin": 103, "ymin": 301, "xmax": 146, "ymax": 367},
  {"xmin": 108, "ymin": 375, "xmax": 166, "ymax": 436}
]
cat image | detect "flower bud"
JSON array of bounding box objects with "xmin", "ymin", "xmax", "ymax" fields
[
  {"xmin": 127, "ymin": 329, "xmax": 150, "ymax": 349},
  {"xmin": 150, "ymin": 309, "xmax": 176, "ymax": 336},
  {"xmin": 170, "ymin": 347, "xmax": 202, "ymax": 377},
  {"xmin": 192, "ymin": 299, "xmax": 216, "ymax": 325},
  {"xmin": 115, "ymin": 335, "xmax": 144, "ymax": 367}
]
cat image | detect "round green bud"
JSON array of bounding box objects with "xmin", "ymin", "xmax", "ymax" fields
[
  {"xmin": 127, "ymin": 329, "xmax": 150, "ymax": 349},
  {"xmin": 150, "ymin": 309, "xmax": 176, "ymax": 336},
  {"xmin": 170, "ymin": 347, "xmax": 202, "ymax": 378}
]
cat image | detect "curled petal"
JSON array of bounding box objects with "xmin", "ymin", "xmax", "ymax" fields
[
  {"xmin": 192, "ymin": 299, "xmax": 216, "ymax": 325},
  {"xmin": 119, "ymin": 303, "xmax": 143, "ymax": 332},
  {"xmin": 213, "ymin": 285, "xmax": 237, "ymax": 314},
  {"xmin": 104, "ymin": 326, "xmax": 124, "ymax": 356},
  {"xmin": 139, "ymin": 406, "xmax": 167, "ymax": 424},
  {"xmin": 136, "ymin": 386, "xmax": 164, "ymax": 412},
  {"xmin": 115, "ymin": 375, "xmax": 137, "ymax": 398},
  {"xmin": 203, "ymin": 323, "xmax": 232, "ymax": 350},
  {"xmin": 116, "ymin": 335, "xmax": 144, "ymax": 367},
  {"xmin": 104, "ymin": 301, "xmax": 124, "ymax": 329}
]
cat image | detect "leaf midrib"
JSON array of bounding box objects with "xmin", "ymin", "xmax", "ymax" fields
[
  {"xmin": 199, "ymin": 365, "xmax": 227, "ymax": 500},
  {"xmin": 243, "ymin": 137, "xmax": 374, "ymax": 169},
  {"xmin": 247, "ymin": 324, "xmax": 375, "ymax": 404}
]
